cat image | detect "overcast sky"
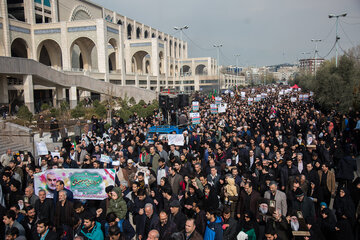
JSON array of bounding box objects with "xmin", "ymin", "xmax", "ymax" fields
[{"xmin": 94, "ymin": 0, "xmax": 360, "ymax": 66}]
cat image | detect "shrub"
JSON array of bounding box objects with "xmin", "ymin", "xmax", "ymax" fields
[
  {"xmin": 95, "ymin": 103, "xmax": 107, "ymax": 118},
  {"xmin": 41, "ymin": 103, "xmax": 51, "ymax": 111},
  {"xmin": 71, "ymin": 104, "xmax": 85, "ymax": 118},
  {"xmin": 17, "ymin": 105, "xmax": 33, "ymax": 122}
]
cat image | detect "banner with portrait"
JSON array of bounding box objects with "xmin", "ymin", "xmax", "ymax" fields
[{"xmin": 34, "ymin": 169, "xmax": 116, "ymax": 200}]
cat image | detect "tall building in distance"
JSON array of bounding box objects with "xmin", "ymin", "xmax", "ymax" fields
[
  {"xmin": 299, "ymin": 58, "xmax": 324, "ymax": 75},
  {"xmin": 0, "ymin": 0, "xmax": 245, "ymax": 112}
]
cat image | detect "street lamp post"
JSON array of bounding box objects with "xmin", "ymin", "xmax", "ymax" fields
[
  {"xmin": 174, "ymin": 25, "xmax": 188, "ymax": 92},
  {"xmin": 311, "ymin": 39, "xmax": 322, "ymax": 76},
  {"xmin": 235, "ymin": 54, "xmax": 240, "ymax": 77},
  {"xmin": 329, "ymin": 13, "xmax": 347, "ymax": 67},
  {"xmin": 213, "ymin": 44, "xmax": 222, "ymax": 94}
]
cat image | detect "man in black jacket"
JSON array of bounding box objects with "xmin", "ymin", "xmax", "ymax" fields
[
  {"xmin": 159, "ymin": 211, "xmax": 177, "ymax": 240},
  {"xmin": 222, "ymin": 207, "xmax": 238, "ymax": 240},
  {"xmin": 138, "ymin": 203, "xmax": 159, "ymax": 240},
  {"xmin": 33, "ymin": 218, "xmax": 57, "ymax": 240},
  {"xmin": 169, "ymin": 200, "xmax": 187, "ymax": 232},
  {"xmin": 34, "ymin": 190, "xmax": 54, "ymax": 223}
]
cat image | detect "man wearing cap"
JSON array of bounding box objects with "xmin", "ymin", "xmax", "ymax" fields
[
  {"xmin": 169, "ymin": 200, "xmax": 187, "ymax": 232},
  {"xmin": 122, "ymin": 159, "xmax": 137, "ymax": 186},
  {"xmin": 292, "ymin": 188, "xmax": 315, "ymax": 221}
]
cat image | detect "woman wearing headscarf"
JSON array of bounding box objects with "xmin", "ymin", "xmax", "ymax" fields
[
  {"xmin": 203, "ymin": 184, "xmax": 219, "ymax": 212},
  {"xmin": 333, "ymin": 188, "xmax": 356, "ymax": 240},
  {"xmin": 239, "ymin": 211, "xmax": 257, "ymax": 240}
]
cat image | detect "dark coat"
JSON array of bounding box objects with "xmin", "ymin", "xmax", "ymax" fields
[
  {"xmin": 159, "ymin": 221, "xmax": 177, "ymax": 240},
  {"xmin": 223, "ymin": 217, "xmax": 238, "ymax": 240},
  {"xmin": 34, "ymin": 198, "xmax": 54, "ymax": 222},
  {"xmin": 237, "ymin": 189, "xmax": 261, "ymax": 217},
  {"xmin": 182, "ymin": 230, "xmax": 203, "ymax": 240},
  {"xmin": 54, "ymin": 200, "xmax": 74, "ymax": 228},
  {"xmin": 169, "ymin": 211, "xmax": 187, "ymax": 232}
]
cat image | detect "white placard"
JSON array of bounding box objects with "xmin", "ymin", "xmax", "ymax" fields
[
  {"xmin": 218, "ymin": 104, "xmax": 226, "ymax": 113},
  {"xmin": 100, "ymin": 154, "xmax": 112, "ymax": 163},
  {"xmin": 168, "ymin": 134, "xmax": 185, "ymax": 146},
  {"xmin": 241, "ymin": 92, "xmax": 246, "ymax": 97},
  {"xmin": 291, "ymin": 97, "xmax": 297, "ymax": 102},
  {"xmin": 51, "ymin": 152, "xmax": 60, "ymax": 159},
  {"xmin": 36, "ymin": 141, "xmax": 48, "ymax": 156}
]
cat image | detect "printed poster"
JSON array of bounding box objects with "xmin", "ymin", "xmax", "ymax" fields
[{"xmin": 34, "ymin": 169, "xmax": 116, "ymax": 200}]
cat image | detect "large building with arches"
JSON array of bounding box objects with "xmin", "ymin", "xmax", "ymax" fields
[{"xmin": 0, "ymin": 0, "xmax": 245, "ymax": 112}]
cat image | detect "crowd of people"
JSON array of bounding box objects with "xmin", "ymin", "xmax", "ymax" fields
[{"xmin": 0, "ymin": 85, "xmax": 360, "ymax": 240}]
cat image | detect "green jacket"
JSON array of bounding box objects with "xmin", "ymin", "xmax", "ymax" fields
[
  {"xmin": 107, "ymin": 187, "xmax": 127, "ymax": 219},
  {"xmin": 145, "ymin": 153, "xmax": 160, "ymax": 171}
]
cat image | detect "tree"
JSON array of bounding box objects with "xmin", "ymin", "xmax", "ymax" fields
[
  {"xmin": 298, "ymin": 50, "xmax": 360, "ymax": 113},
  {"xmin": 17, "ymin": 105, "xmax": 33, "ymax": 122}
]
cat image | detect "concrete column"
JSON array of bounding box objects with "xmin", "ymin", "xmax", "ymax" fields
[
  {"xmin": 51, "ymin": 0, "xmax": 58, "ymax": 23},
  {"xmin": 23, "ymin": 0, "xmax": 35, "ymax": 25},
  {"xmin": 146, "ymin": 75, "xmax": 150, "ymax": 90},
  {"xmin": 151, "ymin": 39, "xmax": 159, "ymax": 77},
  {"xmin": 118, "ymin": 25, "xmax": 126, "ymax": 86},
  {"xmin": 60, "ymin": 22, "xmax": 71, "ymax": 71},
  {"xmin": 1, "ymin": 0, "xmax": 11, "ymax": 56},
  {"xmin": 96, "ymin": 19, "xmax": 109, "ymax": 81},
  {"xmin": 23, "ymin": 75, "xmax": 34, "ymax": 113},
  {"xmin": 69, "ymin": 86, "xmax": 77, "ymax": 109},
  {"xmin": 135, "ymin": 74, "xmax": 139, "ymax": 87},
  {"xmin": 54, "ymin": 86, "xmax": 65, "ymax": 107},
  {"xmin": 0, "ymin": 76, "xmax": 8, "ymax": 104}
]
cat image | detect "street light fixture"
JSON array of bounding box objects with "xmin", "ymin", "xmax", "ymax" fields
[
  {"xmin": 173, "ymin": 25, "xmax": 189, "ymax": 92},
  {"xmin": 213, "ymin": 44, "xmax": 222, "ymax": 93},
  {"xmin": 328, "ymin": 13, "xmax": 347, "ymax": 67},
  {"xmin": 311, "ymin": 39, "xmax": 322, "ymax": 76},
  {"xmin": 234, "ymin": 54, "xmax": 241, "ymax": 76}
]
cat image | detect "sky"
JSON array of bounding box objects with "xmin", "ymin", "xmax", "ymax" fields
[{"xmin": 93, "ymin": 0, "xmax": 360, "ymax": 66}]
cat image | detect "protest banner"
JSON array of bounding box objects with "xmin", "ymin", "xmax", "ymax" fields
[
  {"xmin": 218, "ymin": 104, "xmax": 226, "ymax": 113},
  {"xmin": 299, "ymin": 95, "xmax": 304, "ymax": 101},
  {"xmin": 168, "ymin": 134, "xmax": 185, "ymax": 146},
  {"xmin": 291, "ymin": 97, "xmax": 297, "ymax": 103},
  {"xmin": 190, "ymin": 112, "xmax": 200, "ymax": 125},
  {"xmin": 255, "ymin": 94, "xmax": 261, "ymax": 102},
  {"xmin": 304, "ymin": 94, "xmax": 309, "ymax": 101},
  {"xmin": 34, "ymin": 169, "xmax": 116, "ymax": 199},
  {"xmin": 100, "ymin": 154, "xmax": 112, "ymax": 163},
  {"xmin": 192, "ymin": 101, "xmax": 199, "ymax": 112},
  {"xmin": 36, "ymin": 141, "xmax": 48, "ymax": 156},
  {"xmin": 248, "ymin": 98, "xmax": 254, "ymax": 105},
  {"xmin": 210, "ymin": 104, "xmax": 218, "ymax": 114},
  {"xmin": 215, "ymin": 97, "xmax": 222, "ymax": 105}
]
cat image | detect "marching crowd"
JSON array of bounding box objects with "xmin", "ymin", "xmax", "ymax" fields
[{"xmin": 0, "ymin": 86, "xmax": 360, "ymax": 240}]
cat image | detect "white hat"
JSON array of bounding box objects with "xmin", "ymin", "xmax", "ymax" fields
[
  {"xmin": 112, "ymin": 161, "xmax": 120, "ymax": 166},
  {"xmin": 127, "ymin": 159, "xmax": 134, "ymax": 164}
]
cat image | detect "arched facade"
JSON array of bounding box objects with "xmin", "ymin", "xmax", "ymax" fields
[
  {"xmin": 132, "ymin": 50, "xmax": 151, "ymax": 75},
  {"xmin": 37, "ymin": 39, "xmax": 62, "ymax": 69},
  {"xmin": 70, "ymin": 37, "xmax": 98, "ymax": 71},
  {"xmin": 181, "ymin": 65, "xmax": 191, "ymax": 76},
  {"xmin": 108, "ymin": 38, "xmax": 118, "ymax": 72},
  {"xmin": 195, "ymin": 64, "xmax": 207, "ymax": 75},
  {"xmin": 70, "ymin": 5, "xmax": 92, "ymax": 21},
  {"xmin": 11, "ymin": 38, "xmax": 30, "ymax": 58}
]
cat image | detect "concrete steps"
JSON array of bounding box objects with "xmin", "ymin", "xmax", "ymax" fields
[{"xmin": 0, "ymin": 135, "xmax": 33, "ymax": 156}]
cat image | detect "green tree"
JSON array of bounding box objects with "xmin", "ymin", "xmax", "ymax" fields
[{"xmin": 17, "ymin": 105, "xmax": 33, "ymax": 122}]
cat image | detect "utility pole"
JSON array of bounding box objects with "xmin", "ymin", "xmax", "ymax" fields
[
  {"xmin": 235, "ymin": 54, "xmax": 240, "ymax": 76},
  {"xmin": 174, "ymin": 25, "xmax": 189, "ymax": 92},
  {"xmin": 213, "ymin": 44, "xmax": 222, "ymax": 94},
  {"xmin": 311, "ymin": 39, "xmax": 322, "ymax": 76},
  {"xmin": 329, "ymin": 13, "xmax": 347, "ymax": 67}
]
